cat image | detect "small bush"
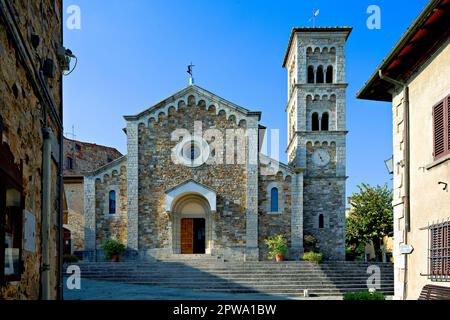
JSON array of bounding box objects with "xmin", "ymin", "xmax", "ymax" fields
[
  {"xmin": 102, "ymin": 240, "xmax": 126, "ymax": 260},
  {"xmin": 264, "ymin": 235, "xmax": 288, "ymax": 260},
  {"xmin": 63, "ymin": 254, "xmax": 79, "ymax": 263},
  {"xmin": 343, "ymin": 291, "xmax": 385, "ymax": 300},
  {"xmin": 304, "ymin": 234, "xmax": 318, "ymax": 252},
  {"xmin": 303, "ymin": 252, "xmax": 324, "ymax": 264}
]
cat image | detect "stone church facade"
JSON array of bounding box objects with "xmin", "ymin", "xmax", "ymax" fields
[{"xmin": 82, "ymin": 27, "xmax": 351, "ymax": 262}]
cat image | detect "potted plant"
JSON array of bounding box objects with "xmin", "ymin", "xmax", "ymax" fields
[
  {"xmin": 103, "ymin": 239, "xmax": 126, "ymax": 262},
  {"xmin": 265, "ymin": 235, "xmax": 288, "ymax": 262}
]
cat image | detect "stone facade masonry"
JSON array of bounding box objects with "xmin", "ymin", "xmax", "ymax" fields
[
  {"xmin": 126, "ymin": 122, "xmax": 139, "ymax": 252},
  {"xmin": 83, "ymin": 29, "xmax": 350, "ymax": 263},
  {"xmin": 284, "ymin": 28, "xmax": 350, "ymax": 261},
  {"xmin": 0, "ymin": 0, "xmax": 63, "ymax": 299}
]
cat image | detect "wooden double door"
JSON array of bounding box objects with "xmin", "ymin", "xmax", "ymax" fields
[{"xmin": 181, "ymin": 218, "xmax": 206, "ymax": 254}]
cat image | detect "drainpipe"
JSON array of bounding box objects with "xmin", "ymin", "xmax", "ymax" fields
[
  {"xmin": 378, "ymin": 70, "xmax": 410, "ymax": 300},
  {"xmin": 41, "ymin": 126, "xmax": 52, "ymax": 300}
]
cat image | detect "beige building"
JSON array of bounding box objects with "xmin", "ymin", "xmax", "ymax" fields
[
  {"xmin": 357, "ymin": 0, "xmax": 450, "ymax": 300},
  {"xmin": 1, "ymin": 0, "xmax": 64, "ymax": 299}
]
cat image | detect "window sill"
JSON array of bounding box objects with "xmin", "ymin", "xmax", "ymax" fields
[
  {"xmin": 426, "ymin": 154, "xmax": 450, "ymax": 170},
  {"xmin": 267, "ymin": 211, "xmax": 282, "ymax": 215}
]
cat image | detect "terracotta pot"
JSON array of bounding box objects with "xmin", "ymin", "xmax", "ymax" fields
[
  {"xmin": 111, "ymin": 255, "xmax": 120, "ymax": 262},
  {"xmin": 275, "ymin": 255, "xmax": 285, "ymax": 262}
]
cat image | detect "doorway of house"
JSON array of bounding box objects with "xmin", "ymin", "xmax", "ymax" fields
[
  {"xmin": 63, "ymin": 228, "xmax": 72, "ymax": 255},
  {"xmin": 181, "ymin": 218, "xmax": 205, "ymax": 254}
]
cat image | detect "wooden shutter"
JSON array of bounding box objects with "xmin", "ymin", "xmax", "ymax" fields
[
  {"xmin": 447, "ymin": 95, "xmax": 450, "ymax": 152},
  {"xmin": 433, "ymin": 101, "xmax": 445, "ymax": 159}
]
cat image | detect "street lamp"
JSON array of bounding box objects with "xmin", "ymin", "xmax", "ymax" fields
[{"xmin": 384, "ymin": 156, "xmax": 394, "ymax": 175}]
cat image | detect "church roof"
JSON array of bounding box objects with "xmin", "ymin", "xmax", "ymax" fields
[
  {"xmin": 123, "ymin": 85, "xmax": 261, "ymax": 122},
  {"xmin": 282, "ymin": 26, "xmax": 353, "ymax": 68}
]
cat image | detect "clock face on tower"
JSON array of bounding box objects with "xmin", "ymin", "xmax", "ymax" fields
[{"xmin": 312, "ymin": 149, "xmax": 331, "ymax": 167}]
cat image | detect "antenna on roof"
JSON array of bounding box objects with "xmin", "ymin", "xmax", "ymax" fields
[{"xmin": 64, "ymin": 125, "xmax": 77, "ymax": 141}]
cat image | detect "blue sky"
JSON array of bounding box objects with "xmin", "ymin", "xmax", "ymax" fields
[{"xmin": 63, "ymin": 0, "xmax": 429, "ymax": 198}]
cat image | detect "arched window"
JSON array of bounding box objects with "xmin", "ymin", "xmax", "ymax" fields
[
  {"xmin": 312, "ymin": 113, "xmax": 319, "ymax": 131},
  {"xmin": 67, "ymin": 157, "xmax": 73, "ymax": 170},
  {"xmin": 109, "ymin": 190, "xmax": 116, "ymax": 214},
  {"xmin": 321, "ymin": 112, "xmax": 329, "ymax": 131},
  {"xmin": 319, "ymin": 214, "xmax": 324, "ymax": 229},
  {"xmin": 270, "ymin": 187, "xmax": 279, "ymax": 212},
  {"xmin": 316, "ymin": 66, "xmax": 324, "ymax": 83},
  {"xmin": 307, "ymin": 66, "xmax": 315, "ymax": 83},
  {"xmin": 326, "ymin": 66, "xmax": 333, "ymax": 83}
]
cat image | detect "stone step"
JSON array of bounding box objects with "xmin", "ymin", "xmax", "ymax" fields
[
  {"xmin": 76, "ymin": 265, "xmax": 393, "ymax": 271},
  {"xmin": 78, "ymin": 271, "xmax": 393, "ymax": 277},
  {"xmin": 79, "ymin": 273, "xmax": 393, "ymax": 280},
  {"xmin": 71, "ymin": 261, "xmax": 394, "ymax": 297},
  {"xmin": 80, "ymin": 279, "xmax": 393, "ymax": 289}
]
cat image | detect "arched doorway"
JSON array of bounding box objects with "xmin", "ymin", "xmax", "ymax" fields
[{"xmin": 172, "ymin": 194, "xmax": 212, "ymax": 255}]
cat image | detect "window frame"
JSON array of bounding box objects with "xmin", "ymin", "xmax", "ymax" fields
[
  {"xmin": 427, "ymin": 220, "xmax": 450, "ymax": 282},
  {"xmin": 66, "ymin": 156, "xmax": 73, "ymax": 170},
  {"xmin": 108, "ymin": 190, "xmax": 116, "ymax": 215},
  {"xmin": 432, "ymin": 95, "xmax": 450, "ymax": 161},
  {"xmin": 0, "ymin": 142, "xmax": 24, "ymax": 283},
  {"xmin": 270, "ymin": 187, "xmax": 279, "ymax": 213},
  {"xmin": 319, "ymin": 214, "xmax": 325, "ymax": 229}
]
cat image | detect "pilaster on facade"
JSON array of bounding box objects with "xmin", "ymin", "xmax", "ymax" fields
[
  {"xmin": 83, "ymin": 176, "xmax": 96, "ymax": 255},
  {"xmin": 126, "ymin": 121, "xmax": 139, "ymax": 252},
  {"xmin": 245, "ymin": 117, "xmax": 260, "ymax": 260},
  {"xmin": 392, "ymin": 90, "xmax": 407, "ymax": 300},
  {"xmin": 290, "ymin": 170, "xmax": 304, "ymax": 259}
]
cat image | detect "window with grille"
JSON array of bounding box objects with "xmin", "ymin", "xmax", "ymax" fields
[{"xmin": 428, "ymin": 220, "xmax": 450, "ymax": 281}]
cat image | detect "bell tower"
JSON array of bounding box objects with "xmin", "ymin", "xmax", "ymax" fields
[{"xmin": 283, "ymin": 27, "xmax": 352, "ymax": 260}]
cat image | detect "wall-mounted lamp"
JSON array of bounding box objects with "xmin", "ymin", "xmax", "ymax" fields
[
  {"xmin": 57, "ymin": 46, "xmax": 78, "ymax": 76},
  {"xmin": 384, "ymin": 156, "xmax": 394, "ymax": 175}
]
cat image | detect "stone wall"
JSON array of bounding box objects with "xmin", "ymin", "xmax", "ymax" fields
[
  {"xmin": 135, "ymin": 95, "xmax": 250, "ymax": 260},
  {"xmin": 63, "ymin": 138, "xmax": 123, "ymax": 254},
  {"xmin": 303, "ymin": 178, "xmax": 346, "ymax": 260},
  {"xmin": 94, "ymin": 166, "xmax": 128, "ymax": 249},
  {"xmin": 64, "ymin": 137, "xmax": 123, "ymax": 176},
  {"xmin": 0, "ymin": 0, "xmax": 63, "ymax": 299},
  {"xmin": 64, "ymin": 182, "xmax": 85, "ymax": 251},
  {"xmin": 258, "ymin": 169, "xmax": 293, "ymax": 260}
]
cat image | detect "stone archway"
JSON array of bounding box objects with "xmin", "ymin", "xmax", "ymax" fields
[{"xmin": 171, "ymin": 194, "xmax": 213, "ymax": 255}]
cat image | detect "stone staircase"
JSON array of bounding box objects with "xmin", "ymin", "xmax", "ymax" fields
[{"xmin": 71, "ymin": 259, "xmax": 394, "ymax": 298}]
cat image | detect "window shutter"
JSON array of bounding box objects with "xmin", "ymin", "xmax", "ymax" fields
[
  {"xmin": 447, "ymin": 95, "xmax": 450, "ymax": 152},
  {"xmin": 433, "ymin": 101, "xmax": 445, "ymax": 159}
]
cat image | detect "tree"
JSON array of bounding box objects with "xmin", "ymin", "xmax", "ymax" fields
[{"xmin": 346, "ymin": 183, "xmax": 393, "ymax": 261}]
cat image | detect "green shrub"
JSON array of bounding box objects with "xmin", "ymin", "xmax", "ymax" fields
[
  {"xmin": 343, "ymin": 291, "xmax": 385, "ymax": 300},
  {"xmin": 102, "ymin": 240, "xmax": 126, "ymax": 260},
  {"xmin": 304, "ymin": 234, "xmax": 318, "ymax": 252},
  {"xmin": 63, "ymin": 254, "xmax": 79, "ymax": 263},
  {"xmin": 302, "ymin": 252, "xmax": 324, "ymax": 264},
  {"xmin": 264, "ymin": 235, "xmax": 288, "ymax": 260}
]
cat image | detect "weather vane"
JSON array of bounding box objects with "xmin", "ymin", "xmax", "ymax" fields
[
  {"xmin": 187, "ymin": 62, "xmax": 195, "ymax": 85},
  {"xmin": 309, "ymin": 8, "xmax": 320, "ymax": 27}
]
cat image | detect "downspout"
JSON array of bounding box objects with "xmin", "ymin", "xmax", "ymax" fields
[
  {"xmin": 378, "ymin": 70, "xmax": 410, "ymax": 300},
  {"xmin": 41, "ymin": 126, "xmax": 52, "ymax": 300}
]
